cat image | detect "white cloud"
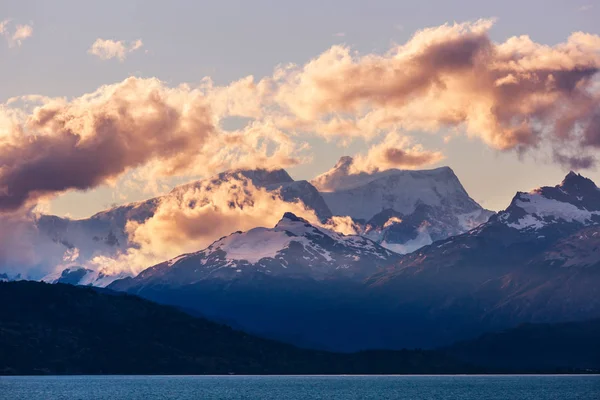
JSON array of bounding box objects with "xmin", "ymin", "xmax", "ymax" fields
[
  {"xmin": 88, "ymin": 38, "xmax": 144, "ymax": 61},
  {"xmin": 0, "ymin": 19, "xmax": 33, "ymax": 47}
]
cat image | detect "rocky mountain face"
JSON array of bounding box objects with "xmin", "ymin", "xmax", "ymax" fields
[{"xmin": 313, "ymin": 157, "xmax": 493, "ymax": 253}]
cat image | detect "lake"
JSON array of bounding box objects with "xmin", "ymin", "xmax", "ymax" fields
[{"xmin": 1, "ymin": 375, "xmax": 599, "ymax": 399}]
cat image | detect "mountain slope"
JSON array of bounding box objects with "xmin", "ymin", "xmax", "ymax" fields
[{"xmin": 0, "ymin": 281, "xmax": 469, "ymax": 375}]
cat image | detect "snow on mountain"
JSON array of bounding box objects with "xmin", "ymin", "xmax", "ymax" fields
[
  {"xmin": 496, "ymin": 171, "xmax": 600, "ymax": 231},
  {"xmin": 41, "ymin": 266, "xmax": 128, "ymax": 287},
  {"xmin": 314, "ymin": 162, "xmax": 477, "ymax": 220},
  {"xmin": 110, "ymin": 212, "xmax": 399, "ymax": 289},
  {"xmin": 313, "ymin": 157, "xmax": 493, "ymax": 253}
]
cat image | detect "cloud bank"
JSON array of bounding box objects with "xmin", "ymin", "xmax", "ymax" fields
[
  {"xmin": 0, "ymin": 77, "xmax": 305, "ymax": 212},
  {"xmin": 268, "ymin": 19, "xmax": 600, "ymax": 168}
]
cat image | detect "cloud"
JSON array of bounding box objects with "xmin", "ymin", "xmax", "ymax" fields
[
  {"xmin": 5, "ymin": 19, "xmax": 600, "ymax": 216},
  {"xmin": 350, "ymin": 133, "xmax": 444, "ymax": 173},
  {"xmin": 88, "ymin": 175, "xmax": 324, "ymax": 275},
  {"xmin": 333, "ymin": 32, "xmax": 346, "ymax": 37},
  {"xmin": 578, "ymin": 5, "xmax": 593, "ymax": 11},
  {"xmin": 4, "ymin": 19, "xmax": 600, "ymax": 279},
  {"xmin": 0, "ymin": 20, "xmax": 33, "ymax": 47},
  {"xmin": 0, "ymin": 19, "xmax": 8, "ymax": 35},
  {"xmin": 268, "ymin": 19, "xmax": 600, "ymax": 167},
  {"xmin": 88, "ymin": 38, "xmax": 144, "ymax": 61},
  {"xmin": 0, "ymin": 77, "xmax": 306, "ymax": 212}
]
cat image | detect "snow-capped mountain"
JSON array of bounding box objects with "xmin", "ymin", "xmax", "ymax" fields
[
  {"xmin": 494, "ymin": 171, "xmax": 600, "ymax": 231},
  {"xmin": 32, "ymin": 168, "xmax": 332, "ymax": 284},
  {"xmin": 41, "ymin": 266, "xmax": 129, "ymax": 287},
  {"xmin": 365, "ymin": 171, "xmax": 600, "ymax": 342},
  {"xmin": 111, "ymin": 212, "xmax": 398, "ymax": 290},
  {"xmin": 38, "ymin": 169, "xmax": 332, "ymax": 261},
  {"xmin": 313, "ymin": 157, "xmax": 493, "ymax": 253}
]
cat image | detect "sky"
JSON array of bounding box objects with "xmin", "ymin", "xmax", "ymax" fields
[{"xmin": 1, "ymin": 0, "xmax": 600, "ymax": 218}]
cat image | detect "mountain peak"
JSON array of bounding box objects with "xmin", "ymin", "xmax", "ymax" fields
[
  {"xmin": 496, "ymin": 172, "xmax": 600, "ymax": 230},
  {"xmin": 280, "ymin": 212, "xmax": 307, "ymax": 223},
  {"xmin": 218, "ymin": 168, "xmax": 294, "ymax": 186},
  {"xmin": 559, "ymin": 171, "xmax": 597, "ymax": 194},
  {"xmin": 334, "ymin": 156, "xmax": 354, "ymax": 170}
]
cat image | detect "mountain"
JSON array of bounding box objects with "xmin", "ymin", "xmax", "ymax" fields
[
  {"xmin": 312, "ymin": 157, "xmax": 493, "ymax": 253},
  {"xmin": 495, "ymin": 171, "xmax": 600, "ymax": 231},
  {"xmin": 107, "ymin": 172, "xmax": 600, "ymax": 351},
  {"xmin": 31, "ymin": 168, "xmax": 332, "ymax": 285},
  {"xmin": 108, "ymin": 213, "xmax": 402, "ymax": 351},
  {"xmin": 41, "ymin": 266, "xmax": 130, "ymax": 287},
  {"xmin": 92, "ymin": 172, "xmax": 600, "ymax": 351},
  {"xmin": 24, "ymin": 162, "xmax": 490, "ymax": 284},
  {"xmin": 365, "ymin": 172, "xmax": 600, "ymax": 345},
  {"xmin": 0, "ymin": 281, "xmax": 470, "ymax": 375},
  {"xmin": 112, "ymin": 212, "xmax": 397, "ymax": 287}
]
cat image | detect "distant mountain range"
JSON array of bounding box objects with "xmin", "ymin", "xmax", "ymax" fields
[
  {"xmin": 103, "ymin": 171, "xmax": 600, "ymax": 351},
  {"xmin": 2, "ymin": 281, "xmax": 598, "ymax": 375},
  {"xmin": 6, "ymin": 162, "xmax": 600, "ymax": 353},
  {"xmin": 30, "ymin": 158, "xmax": 492, "ymax": 286}
]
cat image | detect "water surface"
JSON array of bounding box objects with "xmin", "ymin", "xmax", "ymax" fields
[{"xmin": 1, "ymin": 375, "xmax": 599, "ymax": 399}]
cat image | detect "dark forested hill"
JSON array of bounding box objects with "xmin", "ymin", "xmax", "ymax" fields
[
  {"xmin": 0, "ymin": 281, "xmax": 467, "ymax": 375},
  {"xmin": 2, "ymin": 281, "xmax": 598, "ymax": 375},
  {"xmin": 446, "ymin": 319, "xmax": 600, "ymax": 372}
]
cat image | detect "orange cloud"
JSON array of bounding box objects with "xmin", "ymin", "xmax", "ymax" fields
[
  {"xmin": 350, "ymin": 133, "xmax": 444, "ymax": 173},
  {"xmin": 268, "ymin": 20, "xmax": 600, "ymax": 167},
  {"xmin": 89, "ymin": 175, "xmax": 323, "ymax": 275},
  {"xmin": 0, "ymin": 77, "xmax": 306, "ymax": 212}
]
